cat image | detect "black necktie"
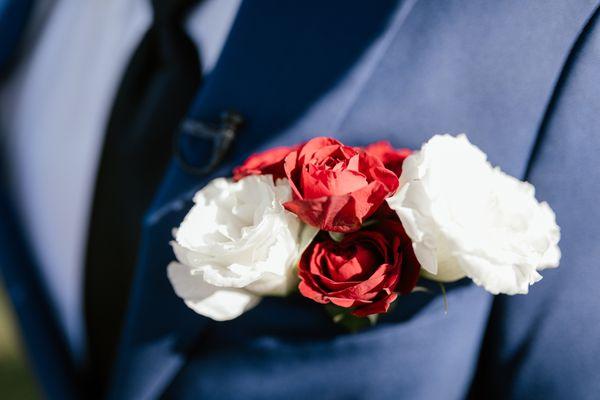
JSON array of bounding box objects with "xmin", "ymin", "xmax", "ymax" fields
[{"xmin": 84, "ymin": 0, "xmax": 201, "ymax": 391}]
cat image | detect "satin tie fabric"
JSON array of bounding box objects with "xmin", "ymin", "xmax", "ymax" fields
[{"xmin": 84, "ymin": 0, "xmax": 202, "ymax": 392}]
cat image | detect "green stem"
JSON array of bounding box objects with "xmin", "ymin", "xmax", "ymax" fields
[{"xmin": 439, "ymin": 282, "xmax": 448, "ymax": 314}]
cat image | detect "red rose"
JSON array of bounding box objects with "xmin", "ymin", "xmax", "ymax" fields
[
  {"xmin": 233, "ymin": 145, "xmax": 297, "ymax": 181},
  {"xmin": 298, "ymin": 219, "xmax": 421, "ymax": 317},
  {"xmin": 364, "ymin": 141, "xmax": 412, "ymax": 177},
  {"xmin": 283, "ymin": 137, "xmax": 399, "ymax": 232}
]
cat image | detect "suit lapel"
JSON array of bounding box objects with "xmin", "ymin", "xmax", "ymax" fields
[
  {"xmin": 0, "ymin": 193, "xmax": 81, "ymax": 399},
  {"xmin": 334, "ymin": 0, "xmax": 598, "ymax": 178},
  {"xmin": 108, "ymin": 0, "xmax": 597, "ymax": 399},
  {"xmin": 0, "ymin": 0, "xmax": 81, "ymax": 398}
]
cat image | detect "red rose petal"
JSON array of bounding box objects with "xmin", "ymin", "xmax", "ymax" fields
[
  {"xmin": 282, "ymin": 137, "xmax": 400, "ymax": 232},
  {"xmin": 352, "ymin": 293, "xmax": 398, "ymax": 317},
  {"xmin": 233, "ymin": 145, "xmax": 297, "ymax": 181},
  {"xmin": 297, "ymin": 220, "xmax": 421, "ymax": 317},
  {"xmin": 364, "ymin": 141, "xmax": 412, "ymax": 177}
]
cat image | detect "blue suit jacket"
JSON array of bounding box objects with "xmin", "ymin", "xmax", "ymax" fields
[{"xmin": 1, "ymin": 1, "xmax": 600, "ymax": 399}]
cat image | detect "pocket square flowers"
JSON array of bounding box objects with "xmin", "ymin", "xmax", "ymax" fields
[{"xmin": 168, "ymin": 134, "xmax": 561, "ymax": 323}]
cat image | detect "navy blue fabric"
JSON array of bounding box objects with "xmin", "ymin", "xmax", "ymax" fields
[
  {"xmin": 0, "ymin": 193, "xmax": 80, "ymax": 399},
  {"xmin": 0, "ymin": 0, "xmax": 34, "ymax": 80},
  {"xmin": 0, "ymin": 0, "xmax": 80, "ymax": 398},
  {"xmin": 1, "ymin": 0, "xmax": 600, "ymax": 399},
  {"xmin": 470, "ymin": 5, "xmax": 600, "ymax": 399},
  {"xmin": 110, "ymin": 1, "xmax": 600, "ymax": 399}
]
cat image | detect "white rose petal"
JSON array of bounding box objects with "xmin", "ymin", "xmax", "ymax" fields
[
  {"xmin": 167, "ymin": 262, "xmax": 260, "ymax": 321},
  {"xmin": 387, "ymin": 134, "xmax": 561, "ymax": 295},
  {"xmin": 168, "ymin": 175, "xmax": 317, "ymax": 320}
]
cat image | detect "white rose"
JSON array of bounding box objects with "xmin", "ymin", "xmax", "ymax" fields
[
  {"xmin": 387, "ymin": 134, "xmax": 560, "ymax": 295},
  {"xmin": 168, "ymin": 175, "xmax": 317, "ymax": 321}
]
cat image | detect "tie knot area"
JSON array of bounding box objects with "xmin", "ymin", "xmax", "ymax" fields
[{"xmin": 151, "ymin": 0, "xmax": 199, "ymax": 27}]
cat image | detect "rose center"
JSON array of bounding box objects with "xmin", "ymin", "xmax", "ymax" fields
[{"xmin": 324, "ymin": 241, "xmax": 381, "ymax": 282}]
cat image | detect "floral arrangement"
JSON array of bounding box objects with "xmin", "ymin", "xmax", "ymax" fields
[{"xmin": 167, "ymin": 134, "xmax": 561, "ymax": 327}]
